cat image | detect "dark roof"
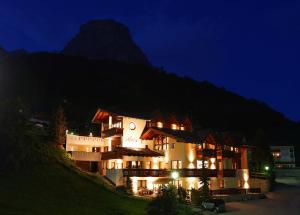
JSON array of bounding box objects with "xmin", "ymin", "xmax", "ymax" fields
[
  {"xmin": 101, "ymin": 147, "xmax": 163, "ymax": 160},
  {"xmin": 141, "ymin": 127, "xmax": 202, "ymax": 143},
  {"xmin": 92, "ymin": 108, "xmax": 151, "ymax": 123}
]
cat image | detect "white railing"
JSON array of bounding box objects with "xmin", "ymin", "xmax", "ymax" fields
[
  {"xmin": 71, "ymin": 151, "xmax": 101, "ymax": 161},
  {"xmin": 66, "ymin": 134, "xmax": 104, "ymax": 146}
]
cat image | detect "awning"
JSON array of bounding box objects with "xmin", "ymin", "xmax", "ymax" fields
[{"xmin": 153, "ymin": 177, "xmax": 173, "ymax": 184}]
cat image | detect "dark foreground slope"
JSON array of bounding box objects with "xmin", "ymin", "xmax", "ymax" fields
[{"xmin": 0, "ymin": 163, "xmax": 147, "ymax": 215}]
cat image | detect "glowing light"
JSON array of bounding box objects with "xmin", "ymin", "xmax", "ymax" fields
[
  {"xmin": 147, "ymin": 178, "xmax": 156, "ymax": 190},
  {"xmin": 210, "ymin": 158, "xmax": 216, "ymax": 170},
  {"xmin": 188, "ymin": 162, "xmax": 195, "ymax": 169},
  {"xmin": 108, "ymin": 138, "xmax": 112, "ymax": 151},
  {"xmin": 164, "ymin": 152, "xmax": 169, "ymax": 163},
  {"xmin": 89, "ymin": 132, "xmax": 93, "ymax": 137},
  {"xmin": 157, "ymin": 122, "xmax": 163, "ymax": 128},
  {"xmin": 265, "ymin": 166, "xmax": 269, "ymax": 171},
  {"xmin": 171, "ymin": 124, "xmax": 177, "ymax": 130},
  {"xmin": 171, "ymin": 171, "xmax": 179, "ymax": 179},
  {"xmin": 188, "ymin": 150, "xmax": 195, "ymax": 169},
  {"xmin": 187, "ymin": 177, "xmax": 196, "ymax": 189},
  {"xmin": 243, "ymin": 170, "xmax": 250, "ymax": 189},
  {"xmin": 152, "ymin": 157, "xmax": 159, "ymax": 169},
  {"xmin": 132, "ymin": 177, "xmax": 138, "ymax": 194}
]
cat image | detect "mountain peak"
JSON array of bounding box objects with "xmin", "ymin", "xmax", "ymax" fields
[{"xmin": 62, "ymin": 19, "xmax": 150, "ymax": 65}]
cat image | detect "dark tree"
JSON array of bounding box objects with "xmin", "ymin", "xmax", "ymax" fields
[
  {"xmin": 251, "ymin": 129, "xmax": 273, "ymax": 172},
  {"xmin": 51, "ymin": 105, "xmax": 67, "ymax": 145},
  {"xmin": 125, "ymin": 175, "xmax": 133, "ymax": 195},
  {"xmin": 199, "ymin": 158, "xmax": 210, "ymax": 202}
]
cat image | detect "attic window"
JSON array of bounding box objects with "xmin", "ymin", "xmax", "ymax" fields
[
  {"xmin": 171, "ymin": 124, "xmax": 177, "ymax": 130},
  {"xmin": 157, "ymin": 122, "xmax": 163, "ymax": 128}
]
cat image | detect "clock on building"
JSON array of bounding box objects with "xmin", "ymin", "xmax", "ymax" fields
[{"xmin": 129, "ymin": 122, "xmax": 136, "ymax": 130}]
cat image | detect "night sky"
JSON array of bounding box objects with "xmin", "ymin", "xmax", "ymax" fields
[{"xmin": 1, "ymin": 0, "xmax": 299, "ymax": 121}]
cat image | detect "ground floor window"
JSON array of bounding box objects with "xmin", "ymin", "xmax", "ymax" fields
[
  {"xmin": 138, "ymin": 180, "xmax": 147, "ymax": 188},
  {"xmin": 173, "ymin": 180, "xmax": 182, "ymax": 188}
]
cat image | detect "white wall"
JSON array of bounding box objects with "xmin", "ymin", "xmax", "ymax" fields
[{"xmin": 122, "ymin": 117, "xmax": 148, "ymax": 148}]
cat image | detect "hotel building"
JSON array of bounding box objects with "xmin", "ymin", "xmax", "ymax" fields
[
  {"xmin": 271, "ymin": 145, "xmax": 296, "ymax": 168},
  {"xmin": 66, "ymin": 108, "xmax": 251, "ymax": 195}
]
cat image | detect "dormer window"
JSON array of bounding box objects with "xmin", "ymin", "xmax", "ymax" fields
[
  {"xmin": 157, "ymin": 122, "xmax": 163, "ymax": 128},
  {"xmin": 171, "ymin": 123, "xmax": 177, "ymax": 130}
]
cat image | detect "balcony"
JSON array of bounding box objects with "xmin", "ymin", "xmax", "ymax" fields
[
  {"xmin": 196, "ymin": 148, "xmax": 216, "ymax": 158},
  {"xmin": 122, "ymin": 168, "xmax": 217, "ymax": 177},
  {"xmin": 70, "ymin": 151, "xmax": 101, "ymax": 161},
  {"xmin": 222, "ymin": 150, "xmax": 241, "ymax": 158},
  {"xmin": 222, "ymin": 169, "xmax": 236, "ymax": 177},
  {"xmin": 101, "ymin": 127, "xmax": 123, "ymax": 138},
  {"xmin": 123, "ymin": 169, "xmax": 169, "ymax": 177},
  {"xmin": 181, "ymin": 169, "xmax": 217, "ymax": 177}
]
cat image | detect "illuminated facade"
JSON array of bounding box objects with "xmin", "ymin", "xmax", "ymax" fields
[{"xmin": 66, "ymin": 108, "xmax": 251, "ymax": 195}]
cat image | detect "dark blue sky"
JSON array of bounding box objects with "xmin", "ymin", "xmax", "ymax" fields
[{"xmin": 1, "ymin": 0, "xmax": 299, "ymax": 121}]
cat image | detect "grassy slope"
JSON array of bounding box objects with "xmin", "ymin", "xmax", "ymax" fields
[{"xmin": 0, "ymin": 163, "xmax": 148, "ymax": 215}]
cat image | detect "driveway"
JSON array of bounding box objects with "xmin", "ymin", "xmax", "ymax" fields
[{"xmin": 222, "ymin": 169, "xmax": 300, "ymax": 215}]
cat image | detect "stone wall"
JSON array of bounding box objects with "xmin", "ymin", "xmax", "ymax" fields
[{"xmin": 249, "ymin": 178, "xmax": 270, "ymax": 193}]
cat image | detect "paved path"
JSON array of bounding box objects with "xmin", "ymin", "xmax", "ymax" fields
[{"xmin": 222, "ymin": 174, "xmax": 300, "ymax": 215}]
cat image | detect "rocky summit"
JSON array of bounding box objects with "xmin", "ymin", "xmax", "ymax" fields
[{"xmin": 62, "ymin": 19, "xmax": 150, "ymax": 65}]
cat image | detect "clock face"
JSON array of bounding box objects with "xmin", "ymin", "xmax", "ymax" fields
[{"xmin": 129, "ymin": 122, "xmax": 136, "ymax": 130}]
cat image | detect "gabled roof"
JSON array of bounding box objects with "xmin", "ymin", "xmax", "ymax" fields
[
  {"xmin": 101, "ymin": 147, "xmax": 163, "ymax": 160},
  {"xmin": 140, "ymin": 127, "xmax": 201, "ymax": 143},
  {"xmin": 92, "ymin": 108, "xmax": 150, "ymax": 123}
]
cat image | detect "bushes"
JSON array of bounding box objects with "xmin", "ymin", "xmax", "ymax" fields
[{"xmin": 147, "ymin": 185, "xmax": 178, "ymax": 215}]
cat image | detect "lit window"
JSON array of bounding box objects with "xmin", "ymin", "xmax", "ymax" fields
[
  {"xmin": 171, "ymin": 160, "xmax": 182, "ymax": 169},
  {"xmin": 197, "ymin": 160, "xmax": 209, "ymax": 169},
  {"xmin": 157, "ymin": 122, "xmax": 163, "ymax": 128},
  {"xmin": 180, "ymin": 125, "xmax": 185, "ymax": 130},
  {"xmin": 171, "ymin": 124, "xmax": 177, "ymax": 130}
]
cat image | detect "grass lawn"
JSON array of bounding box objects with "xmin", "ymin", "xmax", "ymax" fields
[{"xmin": 0, "ymin": 163, "xmax": 148, "ymax": 215}]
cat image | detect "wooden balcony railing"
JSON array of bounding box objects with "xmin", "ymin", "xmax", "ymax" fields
[
  {"xmin": 218, "ymin": 150, "xmax": 241, "ymax": 158},
  {"xmin": 123, "ymin": 169, "xmax": 169, "ymax": 177},
  {"xmin": 222, "ymin": 169, "xmax": 236, "ymax": 177},
  {"xmin": 71, "ymin": 151, "xmax": 101, "ymax": 161},
  {"xmin": 196, "ymin": 148, "xmax": 216, "ymax": 157},
  {"xmin": 181, "ymin": 169, "xmax": 217, "ymax": 177},
  {"xmin": 122, "ymin": 168, "xmax": 218, "ymax": 177},
  {"xmin": 101, "ymin": 127, "xmax": 123, "ymax": 138}
]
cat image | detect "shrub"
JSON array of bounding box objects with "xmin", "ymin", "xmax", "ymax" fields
[
  {"xmin": 177, "ymin": 186, "xmax": 187, "ymax": 204},
  {"xmin": 147, "ymin": 185, "xmax": 178, "ymax": 215}
]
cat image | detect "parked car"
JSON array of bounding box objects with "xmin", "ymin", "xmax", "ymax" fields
[{"xmin": 201, "ymin": 198, "xmax": 226, "ymax": 213}]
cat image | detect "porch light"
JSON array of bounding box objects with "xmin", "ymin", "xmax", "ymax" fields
[
  {"xmin": 171, "ymin": 171, "xmax": 179, "ymax": 180},
  {"xmin": 265, "ymin": 166, "xmax": 269, "ymax": 171}
]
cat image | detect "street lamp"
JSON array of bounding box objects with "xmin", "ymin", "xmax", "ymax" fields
[
  {"xmin": 171, "ymin": 171, "xmax": 179, "ymax": 187},
  {"xmin": 171, "ymin": 171, "xmax": 179, "ymax": 180}
]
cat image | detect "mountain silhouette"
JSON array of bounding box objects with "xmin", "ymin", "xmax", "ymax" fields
[{"xmin": 62, "ymin": 19, "xmax": 150, "ymax": 65}]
